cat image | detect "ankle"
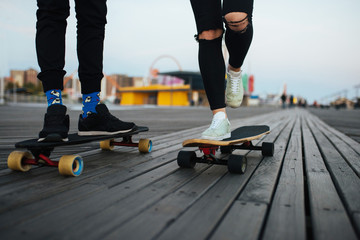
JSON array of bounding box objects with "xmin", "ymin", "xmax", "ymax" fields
[
  {"xmin": 227, "ymin": 68, "xmax": 242, "ymax": 78},
  {"xmin": 228, "ymin": 65, "xmax": 241, "ymax": 72},
  {"xmin": 45, "ymin": 89, "xmax": 62, "ymax": 106},
  {"xmin": 212, "ymin": 111, "xmax": 227, "ymax": 120},
  {"xmin": 82, "ymin": 92, "xmax": 100, "ymax": 118}
]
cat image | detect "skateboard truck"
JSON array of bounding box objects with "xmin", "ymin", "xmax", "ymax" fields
[
  {"xmin": 109, "ymin": 136, "xmax": 149, "ymax": 149},
  {"xmin": 199, "ymin": 145, "xmax": 218, "ymax": 155},
  {"xmin": 220, "ymin": 141, "xmax": 264, "ymax": 154},
  {"xmin": 99, "ymin": 136, "xmax": 152, "ymax": 152},
  {"xmin": 8, "ymin": 150, "xmax": 84, "ymax": 177},
  {"xmin": 27, "ymin": 152, "xmax": 58, "ymax": 167},
  {"xmin": 198, "ymin": 146, "xmax": 227, "ymax": 165}
]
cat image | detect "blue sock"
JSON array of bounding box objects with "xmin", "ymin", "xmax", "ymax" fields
[
  {"xmin": 82, "ymin": 92, "xmax": 100, "ymax": 118},
  {"xmin": 45, "ymin": 89, "xmax": 62, "ymax": 106}
]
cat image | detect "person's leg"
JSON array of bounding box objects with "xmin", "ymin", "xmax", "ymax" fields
[
  {"xmin": 36, "ymin": 0, "xmax": 70, "ymax": 142},
  {"xmin": 191, "ymin": 0, "xmax": 230, "ymax": 140},
  {"xmin": 75, "ymin": 0, "xmax": 106, "ymax": 95},
  {"xmin": 223, "ymin": 0, "xmax": 254, "ymax": 108},
  {"xmin": 191, "ymin": 0, "xmax": 225, "ymax": 114},
  {"xmin": 223, "ymin": 0, "xmax": 254, "ymax": 71},
  {"xmin": 74, "ymin": 0, "xmax": 106, "ymax": 118},
  {"xmin": 74, "ymin": 0, "xmax": 135, "ymax": 135},
  {"xmin": 36, "ymin": 0, "xmax": 69, "ymax": 92}
]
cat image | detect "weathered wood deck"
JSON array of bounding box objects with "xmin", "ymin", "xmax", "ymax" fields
[{"xmin": 0, "ymin": 105, "xmax": 359, "ymax": 240}]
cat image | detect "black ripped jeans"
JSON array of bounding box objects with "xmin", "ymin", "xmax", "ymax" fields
[
  {"xmin": 190, "ymin": 0, "xmax": 254, "ymax": 110},
  {"xmin": 36, "ymin": 0, "xmax": 107, "ymax": 94}
]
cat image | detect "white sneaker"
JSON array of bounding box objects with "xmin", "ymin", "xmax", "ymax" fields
[
  {"xmin": 225, "ymin": 70, "xmax": 244, "ymax": 108},
  {"xmin": 201, "ymin": 112, "xmax": 231, "ymax": 140}
]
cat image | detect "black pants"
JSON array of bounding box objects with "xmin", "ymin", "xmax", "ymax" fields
[
  {"xmin": 36, "ymin": 0, "xmax": 107, "ymax": 94},
  {"xmin": 190, "ymin": 0, "xmax": 254, "ymax": 110}
]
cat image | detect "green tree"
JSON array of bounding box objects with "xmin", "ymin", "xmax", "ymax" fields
[{"xmin": 5, "ymin": 82, "xmax": 19, "ymax": 91}]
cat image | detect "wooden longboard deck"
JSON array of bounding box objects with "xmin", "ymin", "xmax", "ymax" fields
[
  {"xmin": 15, "ymin": 126, "xmax": 148, "ymax": 150},
  {"xmin": 183, "ymin": 125, "xmax": 270, "ymax": 147}
]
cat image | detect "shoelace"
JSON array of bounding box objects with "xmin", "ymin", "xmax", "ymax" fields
[
  {"xmin": 229, "ymin": 78, "xmax": 241, "ymax": 93},
  {"xmin": 209, "ymin": 118, "xmax": 223, "ymax": 129}
]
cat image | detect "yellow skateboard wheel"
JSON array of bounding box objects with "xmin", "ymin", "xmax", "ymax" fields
[
  {"xmin": 58, "ymin": 155, "xmax": 83, "ymax": 177},
  {"xmin": 7, "ymin": 151, "xmax": 33, "ymax": 172},
  {"xmin": 100, "ymin": 139, "xmax": 115, "ymax": 151},
  {"xmin": 138, "ymin": 139, "xmax": 152, "ymax": 153}
]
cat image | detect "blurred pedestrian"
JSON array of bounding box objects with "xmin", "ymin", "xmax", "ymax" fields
[
  {"xmin": 281, "ymin": 93, "xmax": 287, "ymax": 109},
  {"xmin": 289, "ymin": 95, "xmax": 294, "ymax": 108}
]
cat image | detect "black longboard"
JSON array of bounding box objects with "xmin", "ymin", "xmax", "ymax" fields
[
  {"xmin": 178, "ymin": 125, "xmax": 274, "ymax": 174},
  {"xmin": 8, "ymin": 126, "xmax": 151, "ymax": 177}
]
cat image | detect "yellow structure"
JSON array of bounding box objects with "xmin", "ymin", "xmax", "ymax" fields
[{"xmin": 118, "ymin": 84, "xmax": 190, "ymax": 106}]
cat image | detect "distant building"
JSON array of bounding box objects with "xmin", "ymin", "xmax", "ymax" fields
[
  {"xmin": 63, "ymin": 77, "xmax": 81, "ymax": 101},
  {"xmin": 159, "ymin": 71, "xmax": 209, "ymax": 107},
  {"xmin": 160, "ymin": 71, "xmax": 204, "ymax": 90},
  {"xmin": 109, "ymin": 74, "xmax": 133, "ymax": 87},
  {"xmin": 133, "ymin": 77, "xmax": 145, "ymax": 87},
  {"xmin": 10, "ymin": 70, "xmax": 25, "ymax": 87},
  {"xmin": 118, "ymin": 85, "xmax": 190, "ymax": 106},
  {"xmin": 103, "ymin": 74, "xmax": 133, "ymax": 98},
  {"xmin": 331, "ymin": 97, "xmax": 354, "ymax": 109},
  {"xmin": 4, "ymin": 77, "xmax": 12, "ymax": 86},
  {"xmin": 10, "ymin": 68, "xmax": 39, "ymax": 87},
  {"xmin": 24, "ymin": 68, "xmax": 39, "ymax": 86}
]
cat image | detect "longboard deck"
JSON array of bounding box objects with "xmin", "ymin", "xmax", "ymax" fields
[
  {"xmin": 183, "ymin": 125, "xmax": 270, "ymax": 147},
  {"xmin": 16, "ymin": 126, "xmax": 148, "ymax": 150}
]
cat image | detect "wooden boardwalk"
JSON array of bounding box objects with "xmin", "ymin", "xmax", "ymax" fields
[{"xmin": 0, "ymin": 106, "xmax": 359, "ymax": 240}]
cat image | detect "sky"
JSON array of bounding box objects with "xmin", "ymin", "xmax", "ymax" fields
[{"xmin": 1, "ymin": 0, "xmax": 360, "ymax": 104}]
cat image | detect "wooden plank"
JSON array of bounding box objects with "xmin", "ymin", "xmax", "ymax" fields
[
  {"xmin": 355, "ymin": 213, "xmax": 360, "ymax": 235},
  {"xmin": 156, "ymin": 170, "xmax": 263, "ymax": 240},
  {"xmin": 308, "ymin": 108, "xmax": 360, "ymax": 144},
  {"xmin": 212, "ymin": 201, "xmax": 268, "ymax": 240},
  {"xmin": 0, "ymin": 163, "xmax": 210, "ymax": 239},
  {"xmin": 54, "ymin": 166, "xmax": 223, "ymax": 240},
  {"xmin": 104, "ymin": 166, "xmax": 228, "ymax": 239},
  {"xmin": 0, "ymin": 183, "xmax": 107, "ymax": 228},
  {"xmin": 302, "ymin": 113, "xmax": 358, "ymax": 240},
  {"xmin": 0, "ymin": 166, "xmax": 115, "ymax": 214},
  {"xmin": 0, "ymin": 142, "xmax": 181, "ymax": 212},
  {"xmin": 238, "ymin": 118, "xmax": 295, "ymax": 204},
  {"xmin": 156, "ymin": 114, "xmax": 291, "ymax": 240},
  {"xmin": 0, "ymin": 160, "xmax": 182, "ymax": 228},
  {"xmin": 306, "ymin": 114, "xmax": 360, "ymax": 217},
  {"xmin": 210, "ymin": 113, "xmax": 295, "ymax": 240},
  {"xmin": 309, "ymin": 114, "xmax": 360, "ymax": 176},
  {"xmin": 0, "ymin": 141, "xmax": 185, "ymax": 215},
  {"xmin": 262, "ymin": 117, "xmax": 306, "ymax": 240},
  {"xmin": 313, "ymin": 113, "xmax": 360, "ymax": 155}
]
